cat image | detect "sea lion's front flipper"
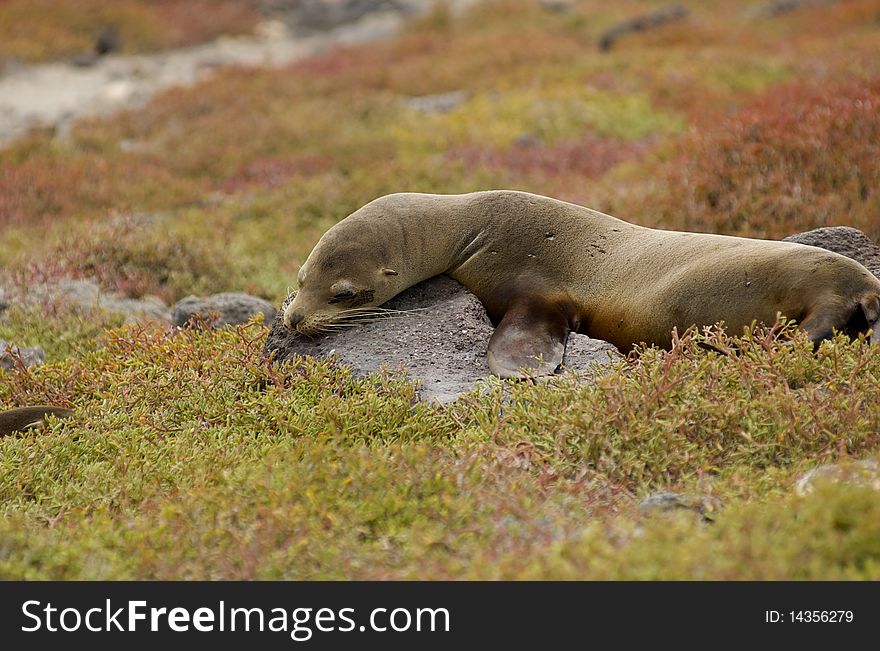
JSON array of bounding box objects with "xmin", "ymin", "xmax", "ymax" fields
[{"xmin": 486, "ymin": 296, "xmax": 571, "ymax": 379}]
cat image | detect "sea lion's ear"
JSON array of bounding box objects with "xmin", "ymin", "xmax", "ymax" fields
[{"xmin": 381, "ymin": 268, "xmax": 399, "ymax": 276}]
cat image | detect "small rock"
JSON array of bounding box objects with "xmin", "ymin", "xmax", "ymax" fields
[
  {"xmin": 100, "ymin": 294, "xmax": 171, "ymax": 325},
  {"xmin": 513, "ymin": 133, "xmax": 543, "ymax": 148},
  {"xmin": 95, "ymin": 26, "xmax": 121, "ymax": 56},
  {"xmin": 795, "ymin": 458, "xmax": 880, "ymax": 496},
  {"xmin": 540, "ymin": 0, "xmax": 575, "ymax": 13},
  {"xmin": 784, "ymin": 226, "xmax": 880, "ymax": 278},
  {"xmin": 173, "ymin": 292, "xmax": 277, "ymax": 328},
  {"xmin": 404, "ymin": 90, "xmax": 467, "ymax": 114},
  {"xmin": 26, "ymin": 278, "xmax": 171, "ymax": 324},
  {"xmin": 745, "ymin": 0, "xmax": 838, "ymax": 19},
  {"xmin": 639, "ymin": 491, "xmax": 723, "ymax": 521},
  {"xmin": 46, "ymin": 278, "xmax": 100, "ymax": 305},
  {"xmin": 267, "ymin": 0, "xmax": 414, "ymax": 34},
  {"xmin": 598, "ymin": 5, "xmax": 689, "ymax": 52},
  {"xmin": 0, "ymin": 338, "xmax": 45, "ymax": 370}
]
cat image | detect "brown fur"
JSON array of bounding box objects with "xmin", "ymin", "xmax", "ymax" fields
[{"xmin": 283, "ymin": 191, "xmax": 880, "ymax": 377}]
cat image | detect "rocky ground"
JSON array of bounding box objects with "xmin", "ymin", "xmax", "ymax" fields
[{"xmin": 0, "ymin": 0, "xmax": 475, "ymax": 145}]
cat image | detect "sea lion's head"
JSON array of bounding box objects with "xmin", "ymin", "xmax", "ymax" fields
[{"xmin": 282, "ymin": 235, "xmax": 402, "ymax": 336}]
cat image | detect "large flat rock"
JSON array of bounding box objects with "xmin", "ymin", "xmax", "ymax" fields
[{"xmin": 264, "ymin": 275, "xmax": 619, "ymax": 403}]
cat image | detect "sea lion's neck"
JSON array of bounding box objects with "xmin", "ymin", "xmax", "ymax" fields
[{"xmin": 374, "ymin": 193, "xmax": 487, "ymax": 280}]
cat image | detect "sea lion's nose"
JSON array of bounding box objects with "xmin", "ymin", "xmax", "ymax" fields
[{"xmin": 284, "ymin": 311, "xmax": 303, "ymax": 330}]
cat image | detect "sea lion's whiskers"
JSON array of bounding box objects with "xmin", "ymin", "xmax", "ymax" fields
[
  {"xmin": 331, "ymin": 307, "xmax": 427, "ymax": 325},
  {"xmin": 339, "ymin": 313, "xmax": 422, "ymax": 324},
  {"xmin": 336, "ymin": 307, "xmax": 427, "ymax": 317},
  {"xmin": 300, "ymin": 315, "xmax": 412, "ymax": 337},
  {"xmin": 314, "ymin": 323, "xmax": 356, "ymax": 331},
  {"xmin": 343, "ymin": 317, "xmax": 401, "ymax": 325},
  {"xmin": 342, "ymin": 312, "xmax": 409, "ymax": 319}
]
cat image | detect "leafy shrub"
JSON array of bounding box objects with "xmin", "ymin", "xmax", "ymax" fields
[
  {"xmin": 448, "ymin": 133, "xmax": 654, "ymax": 182},
  {"xmin": 5, "ymin": 214, "xmax": 242, "ymax": 301},
  {"xmin": 659, "ymin": 78, "xmax": 880, "ymax": 239}
]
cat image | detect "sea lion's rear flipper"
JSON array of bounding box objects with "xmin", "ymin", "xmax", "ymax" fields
[
  {"xmin": 486, "ymin": 296, "xmax": 571, "ymax": 379},
  {"xmin": 861, "ymin": 294, "xmax": 879, "ymax": 345},
  {"xmin": 800, "ymin": 293, "xmax": 880, "ymax": 347}
]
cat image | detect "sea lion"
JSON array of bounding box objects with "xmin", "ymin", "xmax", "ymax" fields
[
  {"xmin": 282, "ymin": 190, "xmax": 880, "ymax": 377},
  {"xmin": 0, "ymin": 405, "xmax": 73, "ymax": 436}
]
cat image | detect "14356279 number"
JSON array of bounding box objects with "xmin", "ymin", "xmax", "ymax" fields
[{"xmin": 790, "ymin": 611, "xmax": 854, "ymax": 623}]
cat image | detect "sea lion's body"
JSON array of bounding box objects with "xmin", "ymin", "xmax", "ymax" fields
[
  {"xmin": 0, "ymin": 405, "xmax": 73, "ymax": 436},
  {"xmin": 283, "ymin": 191, "xmax": 880, "ymax": 377}
]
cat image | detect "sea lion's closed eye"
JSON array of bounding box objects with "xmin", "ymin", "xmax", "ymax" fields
[{"xmin": 329, "ymin": 289, "xmax": 357, "ymax": 304}]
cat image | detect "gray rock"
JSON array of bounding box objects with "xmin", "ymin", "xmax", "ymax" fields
[
  {"xmin": 0, "ymin": 338, "xmax": 45, "ymax": 370},
  {"xmin": 404, "ymin": 91, "xmax": 467, "ymax": 114},
  {"xmin": 539, "ymin": 0, "xmax": 575, "ymax": 13},
  {"xmin": 795, "ymin": 458, "xmax": 880, "ymax": 496},
  {"xmin": 745, "ymin": 0, "xmax": 838, "ymax": 19},
  {"xmin": 264, "ymin": 275, "xmax": 619, "ymax": 403},
  {"xmin": 513, "ymin": 133, "xmax": 543, "ymax": 148},
  {"xmin": 99, "ymin": 294, "xmax": 171, "ymax": 325},
  {"xmin": 173, "ymin": 292, "xmax": 277, "ymax": 328},
  {"xmin": 598, "ymin": 5, "xmax": 689, "ymax": 52},
  {"xmin": 95, "ymin": 26, "xmax": 121, "ymax": 56},
  {"xmin": 26, "ymin": 278, "xmax": 171, "ymax": 324},
  {"xmin": 264, "ymin": 0, "xmax": 419, "ymax": 34},
  {"xmin": 639, "ymin": 491, "xmax": 723, "ymax": 521},
  {"xmin": 784, "ymin": 226, "xmax": 880, "ymax": 278}
]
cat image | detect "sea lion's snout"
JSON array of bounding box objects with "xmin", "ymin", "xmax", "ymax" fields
[{"xmin": 283, "ymin": 308, "xmax": 304, "ymax": 331}]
